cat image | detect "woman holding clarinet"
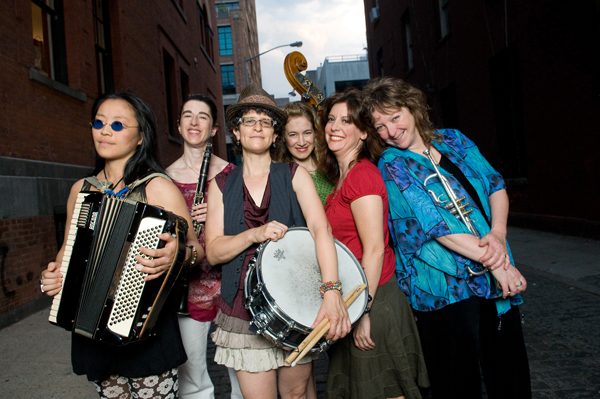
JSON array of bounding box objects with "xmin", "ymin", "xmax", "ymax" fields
[{"xmin": 166, "ymin": 94, "xmax": 241, "ymax": 398}]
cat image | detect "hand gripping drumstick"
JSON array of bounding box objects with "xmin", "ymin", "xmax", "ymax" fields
[{"xmin": 285, "ymin": 283, "xmax": 367, "ymax": 367}]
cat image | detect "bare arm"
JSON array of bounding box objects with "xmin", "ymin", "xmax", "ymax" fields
[
  {"xmin": 478, "ymin": 189, "xmax": 510, "ymax": 270},
  {"xmin": 293, "ymin": 167, "xmax": 351, "ymax": 341},
  {"xmin": 350, "ymin": 194, "xmax": 386, "ymax": 351}
]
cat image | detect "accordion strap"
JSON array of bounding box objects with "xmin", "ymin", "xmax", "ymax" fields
[{"xmin": 128, "ymin": 172, "xmax": 172, "ymax": 192}]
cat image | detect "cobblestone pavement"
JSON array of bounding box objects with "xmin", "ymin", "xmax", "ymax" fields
[{"xmin": 518, "ymin": 266, "xmax": 600, "ymax": 399}]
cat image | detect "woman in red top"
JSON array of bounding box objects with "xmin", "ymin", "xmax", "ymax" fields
[{"xmin": 319, "ymin": 88, "xmax": 429, "ymax": 399}]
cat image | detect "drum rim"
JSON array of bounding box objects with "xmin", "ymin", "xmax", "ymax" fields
[{"xmin": 248, "ymin": 227, "xmax": 368, "ymax": 327}]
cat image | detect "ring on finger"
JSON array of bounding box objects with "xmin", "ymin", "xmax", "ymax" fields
[
  {"xmin": 40, "ymin": 283, "xmax": 45, "ymax": 293},
  {"xmin": 516, "ymin": 280, "xmax": 523, "ymax": 288}
]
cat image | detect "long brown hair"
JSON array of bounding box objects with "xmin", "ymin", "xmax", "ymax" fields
[
  {"xmin": 362, "ymin": 77, "xmax": 440, "ymax": 147},
  {"xmin": 317, "ymin": 88, "xmax": 385, "ymax": 183},
  {"xmin": 274, "ymin": 101, "xmax": 322, "ymax": 164}
]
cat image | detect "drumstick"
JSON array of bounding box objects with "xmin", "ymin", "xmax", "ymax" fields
[
  {"xmin": 287, "ymin": 283, "xmax": 366, "ymax": 366},
  {"xmin": 285, "ymin": 283, "xmax": 367, "ymax": 366}
]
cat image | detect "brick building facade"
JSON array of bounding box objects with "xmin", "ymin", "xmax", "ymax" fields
[
  {"xmin": 363, "ymin": 0, "xmax": 599, "ymax": 237},
  {"xmin": 0, "ymin": 0, "xmax": 223, "ymax": 327}
]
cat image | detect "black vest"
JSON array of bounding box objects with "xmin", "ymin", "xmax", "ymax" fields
[{"xmin": 220, "ymin": 163, "xmax": 306, "ymax": 306}]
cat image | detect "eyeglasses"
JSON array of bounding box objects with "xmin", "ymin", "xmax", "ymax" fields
[
  {"xmin": 238, "ymin": 117, "xmax": 277, "ymax": 128},
  {"xmin": 90, "ymin": 119, "xmax": 138, "ymax": 132}
]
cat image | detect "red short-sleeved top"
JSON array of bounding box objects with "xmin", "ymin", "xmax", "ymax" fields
[{"xmin": 325, "ymin": 159, "xmax": 395, "ymax": 286}]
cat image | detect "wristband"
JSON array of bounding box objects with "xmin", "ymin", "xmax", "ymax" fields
[
  {"xmin": 186, "ymin": 245, "xmax": 198, "ymax": 266},
  {"xmin": 319, "ymin": 280, "xmax": 342, "ymax": 298}
]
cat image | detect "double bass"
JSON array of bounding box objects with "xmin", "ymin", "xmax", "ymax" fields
[{"xmin": 283, "ymin": 51, "xmax": 325, "ymax": 110}]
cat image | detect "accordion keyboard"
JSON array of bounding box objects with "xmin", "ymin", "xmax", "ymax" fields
[
  {"xmin": 49, "ymin": 193, "xmax": 90, "ymax": 324},
  {"xmin": 107, "ymin": 217, "xmax": 166, "ymax": 337}
]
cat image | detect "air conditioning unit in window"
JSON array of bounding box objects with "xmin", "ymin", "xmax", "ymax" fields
[{"xmin": 370, "ymin": 6, "xmax": 380, "ymax": 23}]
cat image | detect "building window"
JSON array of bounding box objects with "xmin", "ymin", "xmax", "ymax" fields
[
  {"xmin": 216, "ymin": 1, "xmax": 240, "ymax": 19},
  {"xmin": 93, "ymin": 0, "xmax": 113, "ymax": 94},
  {"xmin": 180, "ymin": 68, "xmax": 189, "ymax": 99},
  {"xmin": 218, "ymin": 26, "xmax": 233, "ymax": 56},
  {"xmin": 402, "ymin": 12, "xmax": 414, "ymax": 72},
  {"xmin": 221, "ymin": 64, "xmax": 236, "ymax": 95},
  {"xmin": 198, "ymin": 2, "xmax": 214, "ymax": 60},
  {"xmin": 31, "ymin": 0, "xmax": 68, "ymax": 83},
  {"xmin": 438, "ymin": 0, "xmax": 450, "ymax": 39}
]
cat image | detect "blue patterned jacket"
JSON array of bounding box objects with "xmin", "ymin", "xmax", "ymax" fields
[{"xmin": 378, "ymin": 129, "xmax": 523, "ymax": 315}]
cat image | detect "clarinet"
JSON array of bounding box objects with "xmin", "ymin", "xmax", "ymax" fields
[
  {"xmin": 192, "ymin": 143, "xmax": 213, "ymax": 236},
  {"xmin": 178, "ymin": 143, "xmax": 213, "ymax": 316}
]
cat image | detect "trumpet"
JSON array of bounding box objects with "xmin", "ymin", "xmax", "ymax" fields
[{"xmin": 422, "ymin": 148, "xmax": 486, "ymax": 276}]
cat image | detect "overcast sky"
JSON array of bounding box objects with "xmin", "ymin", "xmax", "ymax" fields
[{"xmin": 255, "ymin": 0, "xmax": 367, "ymax": 99}]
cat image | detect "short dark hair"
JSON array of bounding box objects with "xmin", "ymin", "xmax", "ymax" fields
[{"xmin": 181, "ymin": 94, "xmax": 218, "ymax": 123}]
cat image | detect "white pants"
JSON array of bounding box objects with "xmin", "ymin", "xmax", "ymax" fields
[{"xmin": 178, "ymin": 316, "xmax": 242, "ymax": 399}]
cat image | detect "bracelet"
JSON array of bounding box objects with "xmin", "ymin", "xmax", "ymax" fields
[
  {"xmin": 186, "ymin": 245, "xmax": 198, "ymax": 266},
  {"xmin": 364, "ymin": 294, "xmax": 373, "ymax": 313},
  {"xmin": 319, "ymin": 280, "xmax": 342, "ymax": 298}
]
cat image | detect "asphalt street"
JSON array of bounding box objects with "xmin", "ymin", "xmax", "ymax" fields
[{"xmin": 1, "ymin": 227, "xmax": 599, "ymax": 398}]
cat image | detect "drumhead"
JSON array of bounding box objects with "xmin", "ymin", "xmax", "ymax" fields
[{"xmin": 256, "ymin": 227, "xmax": 368, "ymax": 328}]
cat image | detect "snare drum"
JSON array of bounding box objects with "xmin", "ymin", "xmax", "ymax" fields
[{"xmin": 244, "ymin": 227, "xmax": 368, "ymax": 352}]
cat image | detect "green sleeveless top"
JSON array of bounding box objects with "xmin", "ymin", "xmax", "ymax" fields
[{"xmin": 310, "ymin": 170, "xmax": 334, "ymax": 204}]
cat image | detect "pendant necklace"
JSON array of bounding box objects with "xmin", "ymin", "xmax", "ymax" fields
[{"xmin": 102, "ymin": 169, "xmax": 128, "ymax": 197}]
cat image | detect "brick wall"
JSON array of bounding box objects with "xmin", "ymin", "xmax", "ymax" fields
[{"xmin": 0, "ymin": 216, "xmax": 57, "ymax": 315}]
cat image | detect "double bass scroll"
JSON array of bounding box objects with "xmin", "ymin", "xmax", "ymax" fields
[{"xmin": 284, "ymin": 51, "xmax": 325, "ymax": 109}]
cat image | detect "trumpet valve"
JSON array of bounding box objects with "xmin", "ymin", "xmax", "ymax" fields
[{"xmin": 462, "ymin": 207, "xmax": 473, "ymax": 217}]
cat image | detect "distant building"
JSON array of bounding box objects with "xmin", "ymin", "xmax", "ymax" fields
[
  {"xmin": 363, "ymin": 0, "xmax": 599, "ymax": 237},
  {"xmin": 215, "ymin": 0, "xmax": 260, "ymax": 100},
  {"xmin": 0, "ymin": 0, "xmax": 222, "ymax": 327},
  {"xmin": 315, "ymin": 54, "xmax": 370, "ymax": 97},
  {"xmin": 215, "ymin": 0, "xmax": 259, "ymax": 162}
]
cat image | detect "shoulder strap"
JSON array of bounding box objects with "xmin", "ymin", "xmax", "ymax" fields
[
  {"xmin": 128, "ymin": 172, "xmax": 171, "ymax": 192},
  {"xmin": 83, "ymin": 176, "xmax": 105, "ymax": 191}
]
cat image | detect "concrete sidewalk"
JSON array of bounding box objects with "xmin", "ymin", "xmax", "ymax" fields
[{"xmin": 0, "ymin": 227, "xmax": 598, "ymax": 398}]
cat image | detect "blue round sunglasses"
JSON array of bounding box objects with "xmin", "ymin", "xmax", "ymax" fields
[{"xmin": 90, "ymin": 119, "xmax": 138, "ymax": 132}]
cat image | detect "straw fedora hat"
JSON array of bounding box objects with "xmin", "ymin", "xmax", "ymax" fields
[{"xmin": 225, "ymin": 84, "xmax": 286, "ymax": 126}]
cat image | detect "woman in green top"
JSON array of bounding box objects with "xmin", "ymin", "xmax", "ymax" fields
[{"xmin": 275, "ymin": 101, "xmax": 334, "ymax": 204}]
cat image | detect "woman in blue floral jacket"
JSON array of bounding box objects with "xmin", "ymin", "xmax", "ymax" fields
[{"xmin": 363, "ymin": 77, "xmax": 531, "ymax": 399}]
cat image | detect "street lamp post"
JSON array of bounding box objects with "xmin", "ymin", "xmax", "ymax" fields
[{"xmin": 244, "ymin": 41, "xmax": 302, "ymax": 86}]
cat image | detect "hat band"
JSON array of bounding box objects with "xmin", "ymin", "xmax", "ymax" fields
[{"xmin": 240, "ymin": 94, "xmax": 276, "ymax": 107}]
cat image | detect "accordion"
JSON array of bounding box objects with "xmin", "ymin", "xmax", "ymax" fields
[{"xmin": 49, "ymin": 191, "xmax": 188, "ymax": 345}]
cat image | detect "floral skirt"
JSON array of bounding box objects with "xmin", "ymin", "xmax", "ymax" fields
[{"xmin": 211, "ymin": 311, "xmax": 314, "ymax": 372}]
